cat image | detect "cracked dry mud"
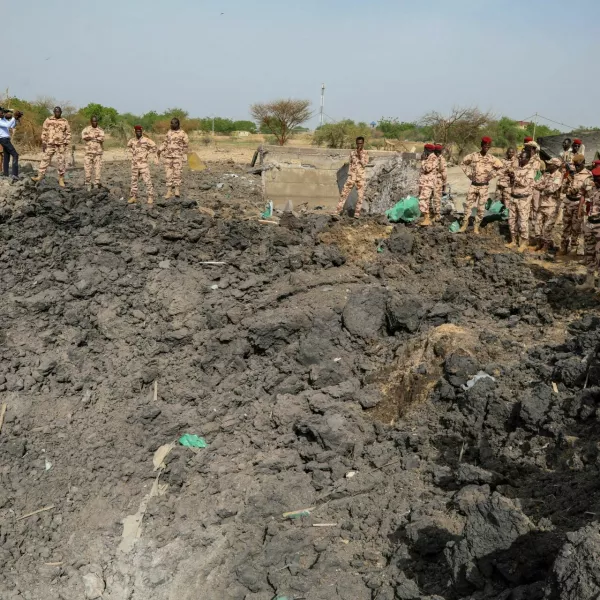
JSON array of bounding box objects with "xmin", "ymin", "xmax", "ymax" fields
[{"xmin": 2, "ymin": 163, "xmax": 600, "ymax": 600}]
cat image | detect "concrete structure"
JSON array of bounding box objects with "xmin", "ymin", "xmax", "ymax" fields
[{"xmin": 260, "ymin": 145, "xmax": 419, "ymax": 213}]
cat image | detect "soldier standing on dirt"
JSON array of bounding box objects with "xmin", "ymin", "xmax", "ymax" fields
[
  {"xmin": 158, "ymin": 118, "xmax": 189, "ymax": 200},
  {"xmin": 533, "ymin": 158, "xmax": 563, "ymax": 252},
  {"xmin": 560, "ymin": 154, "xmax": 593, "ymax": 255},
  {"xmin": 416, "ymin": 144, "xmax": 439, "ymax": 226},
  {"xmin": 525, "ymin": 141, "xmax": 546, "ymax": 246},
  {"xmin": 506, "ymin": 150, "xmax": 536, "ymax": 251},
  {"xmin": 127, "ymin": 125, "xmax": 158, "ymax": 205},
  {"xmin": 432, "ymin": 144, "xmax": 447, "ymax": 222},
  {"xmin": 336, "ymin": 136, "xmax": 369, "ymax": 218},
  {"xmin": 0, "ymin": 108, "xmax": 23, "ymax": 180},
  {"xmin": 579, "ymin": 164, "xmax": 600, "ymax": 290},
  {"xmin": 32, "ymin": 106, "xmax": 71, "ymax": 187},
  {"xmin": 81, "ymin": 116, "xmax": 105, "ymax": 191},
  {"xmin": 497, "ymin": 148, "xmax": 517, "ymax": 208},
  {"xmin": 459, "ymin": 137, "xmax": 503, "ymax": 234}
]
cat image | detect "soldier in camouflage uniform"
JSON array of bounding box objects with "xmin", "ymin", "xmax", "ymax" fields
[
  {"xmin": 579, "ymin": 166, "xmax": 600, "ymax": 290},
  {"xmin": 418, "ymin": 143, "xmax": 439, "ymax": 226},
  {"xmin": 560, "ymin": 154, "xmax": 593, "ymax": 255},
  {"xmin": 524, "ymin": 141, "xmax": 546, "ymax": 243},
  {"xmin": 81, "ymin": 115, "xmax": 105, "ymax": 190},
  {"xmin": 158, "ymin": 118, "xmax": 189, "ymax": 199},
  {"xmin": 32, "ymin": 106, "xmax": 71, "ymax": 187},
  {"xmin": 506, "ymin": 151, "xmax": 536, "ymax": 251},
  {"xmin": 460, "ymin": 137, "xmax": 503, "ymax": 234},
  {"xmin": 497, "ymin": 147, "xmax": 517, "ymax": 208},
  {"xmin": 432, "ymin": 144, "xmax": 447, "ymax": 221},
  {"xmin": 127, "ymin": 126, "xmax": 158, "ymax": 205},
  {"xmin": 336, "ymin": 137, "xmax": 369, "ymax": 218},
  {"xmin": 533, "ymin": 158, "xmax": 563, "ymax": 251}
]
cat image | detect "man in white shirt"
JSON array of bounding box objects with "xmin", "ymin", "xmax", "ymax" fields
[{"xmin": 0, "ymin": 108, "xmax": 22, "ymax": 179}]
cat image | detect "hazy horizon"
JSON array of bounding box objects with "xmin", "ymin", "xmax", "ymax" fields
[{"xmin": 10, "ymin": 0, "xmax": 594, "ymax": 132}]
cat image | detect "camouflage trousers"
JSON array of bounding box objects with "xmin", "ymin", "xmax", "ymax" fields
[
  {"xmin": 583, "ymin": 220, "xmax": 600, "ymax": 274},
  {"xmin": 463, "ymin": 184, "xmax": 490, "ymax": 224},
  {"xmin": 561, "ymin": 199, "xmax": 583, "ymax": 250},
  {"xmin": 164, "ymin": 156, "xmax": 184, "ymax": 188},
  {"xmin": 537, "ymin": 201, "xmax": 561, "ymax": 245},
  {"xmin": 432, "ymin": 182, "xmax": 444, "ymax": 216},
  {"xmin": 337, "ymin": 170, "xmax": 366, "ymax": 216},
  {"xmin": 84, "ymin": 153, "xmax": 102, "ymax": 185},
  {"xmin": 39, "ymin": 144, "xmax": 67, "ymax": 176},
  {"xmin": 530, "ymin": 189, "xmax": 542, "ymax": 237},
  {"xmin": 418, "ymin": 183, "xmax": 434, "ymax": 216},
  {"xmin": 508, "ymin": 194, "xmax": 532, "ymax": 243},
  {"xmin": 130, "ymin": 163, "xmax": 154, "ymax": 201},
  {"xmin": 497, "ymin": 185, "xmax": 511, "ymax": 206}
]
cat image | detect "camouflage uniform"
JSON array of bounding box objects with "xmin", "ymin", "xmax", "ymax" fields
[
  {"xmin": 127, "ymin": 135, "xmax": 157, "ymax": 201},
  {"xmin": 584, "ymin": 186, "xmax": 600, "ymax": 274},
  {"xmin": 417, "ymin": 153, "xmax": 439, "ymax": 215},
  {"xmin": 159, "ymin": 129, "xmax": 189, "ymax": 190},
  {"xmin": 81, "ymin": 125, "xmax": 105, "ymax": 185},
  {"xmin": 461, "ymin": 151, "xmax": 503, "ymax": 224},
  {"xmin": 38, "ymin": 117, "xmax": 71, "ymax": 176},
  {"xmin": 561, "ymin": 150, "xmax": 574, "ymax": 165},
  {"xmin": 529, "ymin": 153, "xmax": 546, "ymax": 237},
  {"xmin": 432, "ymin": 155, "xmax": 447, "ymax": 216},
  {"xmin": 509, "ymin": 162, "xmax": 536, "ymax": 244},
  {"xmin": 562, "ymin": 169, "xmax": 593, "ymax": 251},
  {"xmin": 337, "ymin": 149, "xmax": 369, "ymax": 216},
  {"xmin": 497, "ymin": 157, "xmax": 518, "ymax": 206},
  {"xmin": 534, "ymin": 170, "xmax": 563, "ymax": 245}
]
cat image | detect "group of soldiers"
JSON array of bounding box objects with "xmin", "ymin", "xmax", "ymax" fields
[
  {"xmin": 4, "ymin": 106, "xmax": 189, "ymax": 204},
  {"xmin": 418, "ymin": 135, "xmax": 600, "ymax": 290}
]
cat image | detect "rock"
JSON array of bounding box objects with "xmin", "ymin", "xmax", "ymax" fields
[
  {"xmin": 546, "ymin": 524, "xmax": 600, "ymax": 599},
  {"xmin": 162, "ymin": 230, "xmax": 185, "ymax": 241},
  {"xmin": 456, "ymin": 463, "xmax": 502, "ymax": 486},
  {"xmin": 356, "ymin": 386, "xmax": 383, "ymax": 409},
  {"xmin": 94, "ymin": 233, "xmax": 113, "ymax": 246},
  {"xmin": 82, "ymin": 572, "xmax": 105, "ymax": 599},
  {"xmin": 159, "ymin": 260, "xmax": 171, "ymax": 269},
  {"xmin": 444, "ymin": 353, "xmax": 481, "ymax": 388},
  {"xmin": 386, "ymin": 293, "xmax": 425, "ymax": 334},
  {"xmin": 342, "ymin": 288, "xmax": 387, "ymax": 340},
  {"xmin": 386, "ymin": 227, "xmax": 414, "ymax": 254}
]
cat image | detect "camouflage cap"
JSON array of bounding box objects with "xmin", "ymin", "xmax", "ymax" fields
[
  {"xmin": 573, "ymin": 154, "xmax": 585, "ymax": 165},
  {"xmin": 548, "ymin": 158, "xmax": 562, "ymax": 167}
]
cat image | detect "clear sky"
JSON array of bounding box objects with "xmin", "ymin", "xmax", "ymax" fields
[{"xmin": 9, "ymin": 0, "xmax": 596, "ymax": 130}]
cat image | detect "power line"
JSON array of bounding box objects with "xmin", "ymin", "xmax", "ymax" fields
[{"xmin": 522, "ymin": 113, "xmax": 576, "ymax": 132}]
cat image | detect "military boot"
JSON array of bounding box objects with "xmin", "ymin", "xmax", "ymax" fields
[
  {"xmin": 147, "ymin": 197, "xmax": 154, "ymax": 205},
  {"xmin": 459, "ymin": 219, "xmax": 469, "ymax": 233},
  {"xmin": 165, "ymin": 189, "xmax": 174, "ymax": 200},
  {"xmin": 577, "ymin": 273, "xmax": 596, "ymax": 290},
  {"xmin": 86, "ymin": 183, "xmax": 92, "ymax": 192},
  {"xmin": 128, "ymin": 197, "xmax": 137, "ymax": 204},
  {"xmin": 58, "ymin": 176, "xmax": 65, "ymax": 188},
  {"xmin": 174, "ymin": 186, "xmax": 181, "ymax": 198},
  {"xmin": 518, "ymin": 242, "xmax": 528, "ymax": 253},
  {"xmin": 473, "ymin": 222, "xmax": 480, "ymax": 235},
  {"xmin": 420, "ymin": 214, "xmax": 432, "ymax": 227},
  {"xmin": 505, "ymin": 240, "xmax": 517, "ymax": 249},
  {"xmin": 557, "ymin": 243, "xmax": 569, "ymax": 256},
  {"xmin": 31, "ymin": 174, "xmax": 44, "ymax": 183}
]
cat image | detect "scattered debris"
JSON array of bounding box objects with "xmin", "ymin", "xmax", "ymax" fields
[
  {"xmin": 178, "ymin": 434, "xmax": 208, "ymax": 449},
  {"xmin": 16, "ymin": 505, "xmax": 56, "ymax": 521},
  {"xmin": 282, "ymin": 507, "xmax": 315, "ymax": 520},
  {"xmin": 462, "ymin": 371, "xmax": 496, "ymax": 390},
  {"xmin": 153, "ymin": 442, "xmax": 176, "ymax": 470},
  {"xmin": 0, "ymin": 402, "xmax": 6, "ymax": 435}
]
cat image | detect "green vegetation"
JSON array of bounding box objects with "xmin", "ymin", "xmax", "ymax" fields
[{"xmin": 313, "ymin": 120, "xmax": 371, "ymax": 149}]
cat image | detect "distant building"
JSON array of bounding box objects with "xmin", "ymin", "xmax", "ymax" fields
[
  {"xmin": 517, "ymin": 121, "xmax": 531, "ymax": 130},
  {"xmin": 233, "ymin": 131, "xmax": 251, "ymax": 138}
]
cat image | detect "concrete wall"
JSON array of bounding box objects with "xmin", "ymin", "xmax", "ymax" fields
[{"xmin": 262, "ymin": 145, "xmax": 418, "ymax": 211}]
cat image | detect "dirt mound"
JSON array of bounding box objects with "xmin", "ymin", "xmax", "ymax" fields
[{"xmin": 1, "ymin": 175, "xmax": 600, "ymax": 600}]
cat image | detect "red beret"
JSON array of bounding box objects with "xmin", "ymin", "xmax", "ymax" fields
[
  {"xmin": 134, "ymin": 125, "xmax": 143, "ymax": 131},
  {"xmin": 424, "ymin": 143, "xmax": 435, "ymax": 150},
  {"xmin": 481, "ymin": 136, "xmax": 492, "ymax": 144},
  {"xmin": 592, "ymin": 167, "xmax": 600, "ymax": 177},
  {"xmin": 573, "ymin": 139, "xmax": 582, "ymax": 145},
  {"xmin": 524, "ymin": 136, "xmax": 533, "ymax": 143},
  {"xmin": 434, "ymin": 144, "xmax": 443, "ymax": 150},
  {"xmin": 593, "ymin": 160, "xmax": 600, "ymax": 165}
]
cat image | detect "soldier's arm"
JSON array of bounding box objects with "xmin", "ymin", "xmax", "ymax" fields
[
  {"xmin": 545, "ymin": 175, "xmax": 563, "ymax": 195},
  {"xmin": 422, "ymin": 154, "xmax": 437, "ymax": 174},
  {"xmin": 41, "ymin": 119, "xmax": 49, "ymax": 145},
  {"xmin": 182, "ymin": 132, "xmax": 189, "ymax": 154},
  {"xmin": 81, "ymin": 127, "xmax": 90, "ymax": 142},
  {"xmin": 64, "ymin": 122, "xmax": 72, "ymax": 146},
  {"xmin": 358, "ymin": 151, "xmax": 369, "ymax": 168},
  {"xmin": 460, "ymin": 154, "xmax": 472, "ymax": 177},
  {"xmin": 98, "ymin": 128, "xmax": 105, "ymax": 143}
]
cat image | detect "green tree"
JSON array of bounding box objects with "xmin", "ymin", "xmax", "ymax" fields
[
  {"xmin": 250, "ymin": 99, "xmax": 311, "ymax": 146},
  {"xmin": 313, "ymin": 120, "xmax": 371, "ymax": 149},
  {"xmin": 79, "ymin": 103, "xmax": 120, "ymax": 129},
  {"xmin": 232, "ymin": 120, "xmax": 257, "ymax": 133},
  {"xmin": 377, "ymin": 118, "xmax": 418, "ymax": 139},
  {"xmin": 164, "ymin": 107, "xmax": 189, "ymax": 120}
]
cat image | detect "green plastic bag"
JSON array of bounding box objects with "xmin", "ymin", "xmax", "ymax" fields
[
  {"xmin": 179, "ymin": 434, "xmax": 208, "ymax": 448},
  {"xmin": 484, "ymin": 199, "xmax": 509, "ymax": 220},
  {"xmin": 449, "ymin": 221, "xmax": 461, "ymax": 233},
  {"xmin": 385, "ymin": 196, "xmax": 421, "ymax": 223},
  {"xmin": 535, "ymin": 170, "xmax": 543, "ymax": 182}
]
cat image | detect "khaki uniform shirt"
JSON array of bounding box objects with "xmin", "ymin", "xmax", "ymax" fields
[
  {"xmin": 42, "ymin": 117, "xmax": 71, "ymax": 147},
  {"xmin": 159, "ymin": 129, "xmax": 189, "ymax": 159},
  {"xmin": 81, "ymin": 126, "xmax": 105, "ymax": 155},
  {"xmin": 461, "ymin": 151, "xmax": 503, "ymax": 184},
  {"xmin": 127, "ymin": 136, "xmax": 157, "ymax": 166}
]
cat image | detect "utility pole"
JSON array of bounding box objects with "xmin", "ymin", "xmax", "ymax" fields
[
  {"xmin": 532, "ymin": 112, "xmax": 538, "ymax": 140},
  {"xmin": 319, "ymin": 83, "xmax": 325, "ymax": 128},
  {"xmin": 212, "ymin": 115, "xmax": 215, "ymax": 136}
]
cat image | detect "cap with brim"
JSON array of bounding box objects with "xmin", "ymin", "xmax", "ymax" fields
[
  {"xmin": 424, "ymin": 144, "xmax": 435, "ymax": 150},
  {"xmin": 525, "ymin": 141, "xmax": 540, "ymax": 150},
  {"xmin": 573, "ymin": 139, "xmax": 582, "ymax": 145},
  {"xmin": 548, "ymin": 158, "xmax": 562, "ymax": 167},
  {"xmin": 573, "ymin": 154, "xmax": 585, "ymax": 165}
]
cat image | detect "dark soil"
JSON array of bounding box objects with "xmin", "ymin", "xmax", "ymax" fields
[{"xmin": 1, "ymin": 164, "xmax": 600, "ymax": 600}]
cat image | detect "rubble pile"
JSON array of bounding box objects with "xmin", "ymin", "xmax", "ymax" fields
[{"xmin": 1, "ymin": 169, "xmax": 600, "ymax": 600}]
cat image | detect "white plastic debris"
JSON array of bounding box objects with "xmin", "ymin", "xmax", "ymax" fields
[
  {"xmin": 462, "ymin": 371, "xmax": 496, "ymax": 391},
  {"xmin": 210, "ymin": 284, "xmax": 219, "ymax": 290},
  {"xmin": 45, "ymin": 460, "xmax": 52, "ymax": 471},
  {"xmin": 345, "ymin": 471, "xmax": 357, "ymax": 479}
]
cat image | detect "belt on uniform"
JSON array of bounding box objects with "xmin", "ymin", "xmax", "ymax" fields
[
  {"xmin": 511, "ymin": 193, "xmax": 530, "ymax": 199},
  {"xmin": 566, "ymin": 196, "xmax": 581, "ymax": 201},
  {"xmin": 588, "ymin": 216, "xmax": 600, "ymax": 224},
  {"xmin": 471, "ymin": 182, "xmax": 488, "ymax": 187}
]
